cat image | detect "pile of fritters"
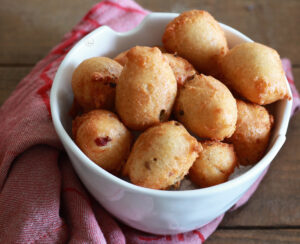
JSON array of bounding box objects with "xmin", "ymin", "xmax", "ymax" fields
[{"xmin": 71, "ymin": 10, "xmax": 290, "ymax": 190}]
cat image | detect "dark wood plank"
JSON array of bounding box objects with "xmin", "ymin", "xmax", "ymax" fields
[
  {"xmin": 206, "ymin": 229, "xmax": 300, "ymax": 244},
  {"xmin": 0, "ymin": 0, "xmax": 299, "ymax": 65},
  {"xmin": 0, "ymin": 67, "xmax": 33, "ymax": 106},
  {"xmin": 0, "ymin": 0, "xmax": 98, "ymax": 65}
]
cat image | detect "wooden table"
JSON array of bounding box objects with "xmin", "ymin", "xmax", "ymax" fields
[{"xmin": 1, "ymin": 0, "xmax": 299, "ymax": 243}]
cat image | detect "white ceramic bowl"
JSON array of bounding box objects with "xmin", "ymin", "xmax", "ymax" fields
[{"xmin": 50, "ymin": 13, "xmax": 292, "ymax": 235}]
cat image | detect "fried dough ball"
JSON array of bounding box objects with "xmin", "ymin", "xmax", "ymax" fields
[
  {"xmin": 115, "ymin": 50, "xmax": 196, "ymax": 86},
  {"xmin": 174, "ymin": 74, "xmax": 237, "ymax": 140},
  {"xmin": 189, "ymin": 141, "xmax": 238, "ymax": 187},
  {"xmin": 72, "ymin": 110, "xmax": 132, "ymax": 173},
  {"xmin": 162, "ymin": 10, "xmax": 228, "ymax": 75},
  {"xmin": 227, "ymin": 100, "xmax": 274, "ymax": 166},
  {"xmin": 115, "ymin": 46, "xmax": 177, "ymax": 131},
  {"xmin": 71, "ymin": 57, "xmax": 123, "ymax": 112},
  {"xmin": 123, "ymin": 121, "xmax": 201, "ymax": 190},
  {"xmin": 114, "ymin": 46, "xmax": 166, "ymax": 66},
  {"xmin": 220, "ymin": 42, "xmax": 290, "ymax": 105},
  {"xmin": 164, "ymin": 53, "xmax": 197, "ymax": 86}
]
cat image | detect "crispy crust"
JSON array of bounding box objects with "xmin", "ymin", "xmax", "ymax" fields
[
  {"xmin": 220, "ymin": 42, "xmax": 290, "ymax": 105},
  {"xmin": 115, "ymin": 46, "xmax": 177, "ymax": 131},
  {"xmin": 71, "ymin": 57, "xmax": 122, "ymax": 112},
  {"xmin": 174, "ymin": 74, "xmax": 237, "ymax": 140},
  {"xmin": 162, "ymin": 10, "xmax": 228, "ymax": 75},
  {"xmin": 163, "ymin": 53, "xmax": 197, "ymax": 86},
  {"xmin": 123, "ymin": 121, "xmax": 202, "ymax": 190},
  {"xmin": 72, "ymin": 110, "xmax": 132, "ymax": 173},
  {"xmin": 227, "ymin": 99, "xmax": 274, "ymax": 165},
  {"xmin": 189, "ymin": 141, "xmax": 238, "ymax": 187},
  {"xmin": 115, "ymin": 49, "xmax": 197, "ymax": 87}
]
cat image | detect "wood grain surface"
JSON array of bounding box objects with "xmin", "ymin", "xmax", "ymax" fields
[
  {"xmin": 0, "ymin": 0, "xmax": 299, "ymax": 243},
  {"xmin": 206, "ymin": 229, "xmax": 300, "ymax": 244}
]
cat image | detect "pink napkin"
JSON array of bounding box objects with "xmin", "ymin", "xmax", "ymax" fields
[{"xmin": 0, "ymin": 0, "xmax": 299, "ymax": 243}]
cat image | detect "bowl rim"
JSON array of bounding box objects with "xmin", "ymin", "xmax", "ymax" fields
[{"xmin": 50, "ymin": 12, "xmax": 293, "ymax": 198}]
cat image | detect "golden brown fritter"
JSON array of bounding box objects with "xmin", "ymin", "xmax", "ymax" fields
[
  {"xmin": 71, "ymin": 57, "xmax": 122, "ymax": 112},
  {"xmin": 220, "ymin": 42, "xmax": 290, "ymax": 105},
  {"xmin": 174, "ymin": 74, "xmax": 237, "ymax": 140},
  {"xmin": 114, "ymin": 46, "xmax": 166, "ymax": 66},
  {"xmin": 115, "ymin": 49, "xmax": 197, "ymax": 87},
  {"xmin": 123, "ymin": 121, "xmax": 201, "ymax": 190},
  {"xmin": 227, "ymin": 100, "xmax": 274, "ymax": 165},
  {"xmin": 115, "ymin": 46, "xmax": 177, "ymax": 131},
  {"xmin": 189, "ymin": 141, "xmax": 238, "ymax": 187},
  {"xmin": 163, "ymin": 53, "xmax": 197, "ymax": 86},
  {"xmin": 162, "ymin": 10, "xmax": 228, "ymax": 75},
  {"xmin": 72, "ymin": 110, "xmax": 132, "ymax": 173}
]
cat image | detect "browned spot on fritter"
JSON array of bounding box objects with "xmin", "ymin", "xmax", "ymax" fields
[
  {"xmin": 159, "ymin": 109, "xmax": 166, "ymax": 121},
  {"xmin": 144, "ymin": 161, "xmax": 151, "ymax": 170},
  {"xmin": 94, "ymin": 136, "xmax": 112, "ymax": 146}
]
